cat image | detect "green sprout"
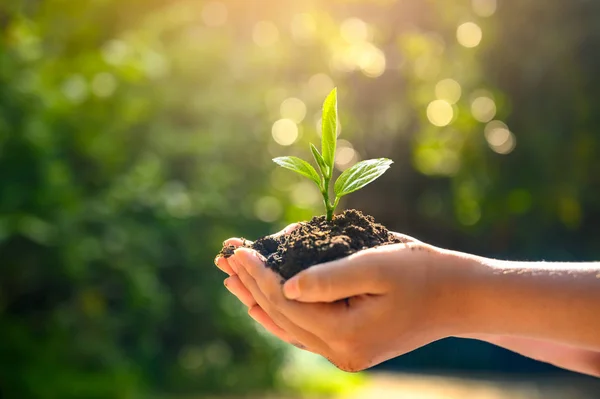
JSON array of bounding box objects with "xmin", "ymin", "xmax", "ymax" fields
[{"xmin": 273, "ymin": 88, "xmax": 393, "ymax": 221}]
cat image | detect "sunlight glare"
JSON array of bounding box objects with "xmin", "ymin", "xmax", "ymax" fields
[
  {"xmin": 280, "ymin": 98, "xmax": 307, "ymax": 123},
  {"xmin": 272, "ymin": 119, "xmax": 298, "ymax": 146},
  {"xmin": 472, "ymin": 0, "xmax": 497, "ymax": 17},
  {"xmin": 340, "ymin": 18, "xmax": 370, "ymax": 44},
  {"xmin": 307, "ymin": 73, "xmax": 335, "ymax": 98},
  {"xmin": 290, "ymin": 13, "xmax": 316, "ymax": 45},
  {"xmin": 485, "ymin": 120, "xmax": 516, "ymax": 154},
  {"xmin": 254, "ymin": 196, "xmax": 282, "ymax": 222},
  {"xmin": 253, "ymin": 21, "xmax": 279, "ymax": 47},
  {"xmin": 457, "ymin": 22, "xmax": 482, "ymax": 48},
  {"xmin": 435, "ymin": 79, "xmax": 462, "ymax": 104},
  {"xmin": 358, "ymin": 44, "xmax": 386, "ymax": 78},
  {"xmin": 201, "ymin": 2, "xmax": 228, "ymax": 27},
  {"xmin": 291, "ymin": 181, "xmax": 322, "ymax": 207},
  {"xmin": 427, "ymin": 100, "xmax": 454, "ymax": 127},
  {"xmin": 335, "ymin": 140, "xmax": 358, "ymax": 170},
  {"xmin": 471, "ymin": 96, "xmax": 496, "ymax": 122}
]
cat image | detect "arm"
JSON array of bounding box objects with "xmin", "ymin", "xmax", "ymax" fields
[
  {"xmin": 218, "ymin": 237, "xmax": 600, "ymax": 376},
  {"xmin": 450, "ymin": 254, "xmax": 600, "ymax": 377},
  {"xmin": 451, "ymin": 253, "xmax": 600, "ymax": 351},
  {"xmin": 460, "ymin": 334, "xmax": 600, "ymax": 377}
]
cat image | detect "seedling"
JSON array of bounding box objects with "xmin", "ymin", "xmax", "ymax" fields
[{"xmin": 273, "ymin": 88, "xmax": 393, "ymax": 221}]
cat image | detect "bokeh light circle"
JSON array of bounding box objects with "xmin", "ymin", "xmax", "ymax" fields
[
  {"xmin": 271, "ymin": 119, "xmax": 298, "ymax": 146},
  {"xmin": 427, "ymin": 100, "xmax": 454, "ymax": 127},
  {"xmin": 457, "ymin": 22, "xmax": 483, "ymax": 48}
]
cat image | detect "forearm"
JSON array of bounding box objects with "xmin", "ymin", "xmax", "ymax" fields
[
  {"xmin": 460, "ymin": 334, "xmax": 600, "ymax": 377},
  {"xmin": 449, "ymin": 253, "xmax": 600, "ymax": 351}
]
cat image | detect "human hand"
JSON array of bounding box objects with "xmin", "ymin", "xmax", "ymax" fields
[
  {"xmin": 221, "ymin": 234, "xmax": 469, "ymax": 371},
  {"xmin": 214, "ymin": 223, "xmax": 305, "ymax": 346},
  {"xmin": 214, "ymin": 222, "xmax": 300, "ymax": 276},
  {"xmin": 218, "ymin": 230, "xmax": 600, "ymax": 376}
]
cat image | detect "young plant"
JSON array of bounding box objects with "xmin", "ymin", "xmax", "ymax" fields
[{"xmin": 273, "ymin": 88, "xmax": 393, "ymax": 221}]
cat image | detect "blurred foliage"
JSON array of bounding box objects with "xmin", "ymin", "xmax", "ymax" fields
[{"xmin": 1, "ymin": 0, "xmax": 600, "ymax": 397}]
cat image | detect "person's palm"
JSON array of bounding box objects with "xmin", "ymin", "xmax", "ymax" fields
[{"xmin": 216, "ymin": 228, "xmax": 456, "ymax": 371}]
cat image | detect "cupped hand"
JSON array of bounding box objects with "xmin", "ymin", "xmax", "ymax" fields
[
  {"xmin": 215, "ymin": 223, "xmax": 316, "ymax": 349},
  {"xmin": 214, "ymin": 222, "xmax": 300, "ymax": 276},
  {"xmin": 219, "ymin": 232, "xmax": 467, "ymax": 372}
]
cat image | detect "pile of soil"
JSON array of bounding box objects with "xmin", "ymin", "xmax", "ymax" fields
[{"xmin": 220, "ymin": 209, "xmax": 403, "ymax": 280}]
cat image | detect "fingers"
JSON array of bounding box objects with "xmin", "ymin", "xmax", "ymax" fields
[
  {"xmin": 224, "ymin": 272, "xmax": 310, "ymax": 350},
  {"xmin": 224, "ymin": 275, "xmax": 256, "ymax": 307},
  {"xmin": 248, "ymin": 305, "xmax": 295, "ymax": 344},
  {"xmin": 390, "ymin": 232, "xmax": 421, "ymax": 244},
  {"xmin": 230, "ymin": 253, "xmax": 330, "ymax": 354},
  {"xmin": 222, "ymin": 222, "xmax": 299, "ymax": 249},
  {"xmin": 223, "ymin": 237, "xmax": 251, "ymax": 248},
  {"xmin": 223, "ymin": 272, "xmax": 305, "ymax": 349},
  {"xmin": 282, "ymin": 248, "xmax": 392, "ymax": 303},
  {"xmin": 216, "ymin": 238, "xmax": 248, "ymax": 276},
  {"xmin": 215, "ymin": 256, "xmax": 235, "ymax": 276},
  {"xmin": 248, "ymin": 306, "xmax": 314, "ymax": 352},
  {"xmin": 232, "ymin": 248, "xmax": 343, "ymax": 336},
  {"xmin": 218, "ymin": 223, "xmax": 300, "ymax": 274},
  {"xmin": 271, "ymin": 222, "xmax": 301, "ymax": 238}
]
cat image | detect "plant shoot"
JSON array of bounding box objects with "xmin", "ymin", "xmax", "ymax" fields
[{"xmin": 273, "ymin": 88, "xmax": 393, "ymax": 221}]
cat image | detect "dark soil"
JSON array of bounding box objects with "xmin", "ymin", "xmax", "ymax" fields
[{"xmin": 220, "ymin": 209, "xmax": 403, "ymax": 280}]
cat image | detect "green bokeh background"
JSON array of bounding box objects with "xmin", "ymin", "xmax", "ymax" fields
[{"xmin": 1, "ymin": 0, "xmax": 599, "ymax": 397}]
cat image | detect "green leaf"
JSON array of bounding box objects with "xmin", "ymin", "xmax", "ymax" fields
[
  {"xmin": 273, "ymin": 156, "xmax": 322, "ymax": 187},
  {"xmin": 310, "ymin": 143, "xmax": 328, "ymax": 178},
  {"xmin": 334, "ymin": 158, "xmax": 393, "ymax": 198},
  {"xmin": 321, "ymin": 88, "xmax": 338, "ymax": 174}
]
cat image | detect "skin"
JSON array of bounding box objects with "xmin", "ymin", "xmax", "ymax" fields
[{"xmin": 215, "ymin": 225, "xmax": 600, "ymax": 376}]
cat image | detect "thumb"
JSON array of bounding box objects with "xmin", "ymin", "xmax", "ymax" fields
[{"xmin": 282, "ymin": 251, "xmax": 388, "ymax": 303}]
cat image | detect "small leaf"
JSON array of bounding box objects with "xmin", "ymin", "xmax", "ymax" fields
[
  {"xmin": 273, "ymin": 156, "xmax": 321, "ymax": 187},
  {"xmin": 321, "ymin": 88, "xmax": 338, "ymax": 174},
  {"xmin": 334, "ymin": 158, "xmax": 393, "ymax": 198},
  {"xmin": 310, "ymin": 143, "xmax": 328, "ymax": 178}
]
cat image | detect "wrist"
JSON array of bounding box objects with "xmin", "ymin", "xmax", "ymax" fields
[{"xmin": 422, "ymin": 248, "xmax": 483, "ymax": 338}]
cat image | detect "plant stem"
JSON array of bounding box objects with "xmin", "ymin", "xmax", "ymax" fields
[
  {"xmin": 326, "ymin": 205, "xmax": 334, "ymax": 221},
  {"xmin": 323, "ymin": 174, "xmax": 334, "ymax": 221}
]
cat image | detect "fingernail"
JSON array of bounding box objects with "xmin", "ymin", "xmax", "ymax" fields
[
  {"xmin": 214, "ymin": 256, "xmax": 221, "ymax": 267},
  {"xmin": 224, "ymin": 277, "xmax": 230, "ymax": 287},
  {"xmin": 283, "ymin": 278, "xmax": 300, "ymax": 300}
]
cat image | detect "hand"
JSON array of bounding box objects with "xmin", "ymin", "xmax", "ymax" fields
[
  {"xmin": 215, "ymin": 223, "xmax": 305, "ymax": 346},
  {"xmin": 217, "ymin": 230, "xmax": 600, "ymax": 376},
  {"xmin": 214, "ymin": 222, "xmax": 299, "ymax": 276},
  {"xmin": 220, "ymin": 234, "xmax": 466, "ymax": 371}
]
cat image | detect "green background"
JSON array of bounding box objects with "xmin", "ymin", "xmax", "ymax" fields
[{"xmin": 1, "ymin": 0, "xmax": 599, "ymax": 397}]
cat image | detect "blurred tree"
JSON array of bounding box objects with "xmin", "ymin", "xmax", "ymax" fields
[
  {"xmin": 1, "ymin": 0, "xmax": 600, "ymax": 397},
  {"xmin": 0, "ymin": 1, "xmax": 286, "ymax": 397}
]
